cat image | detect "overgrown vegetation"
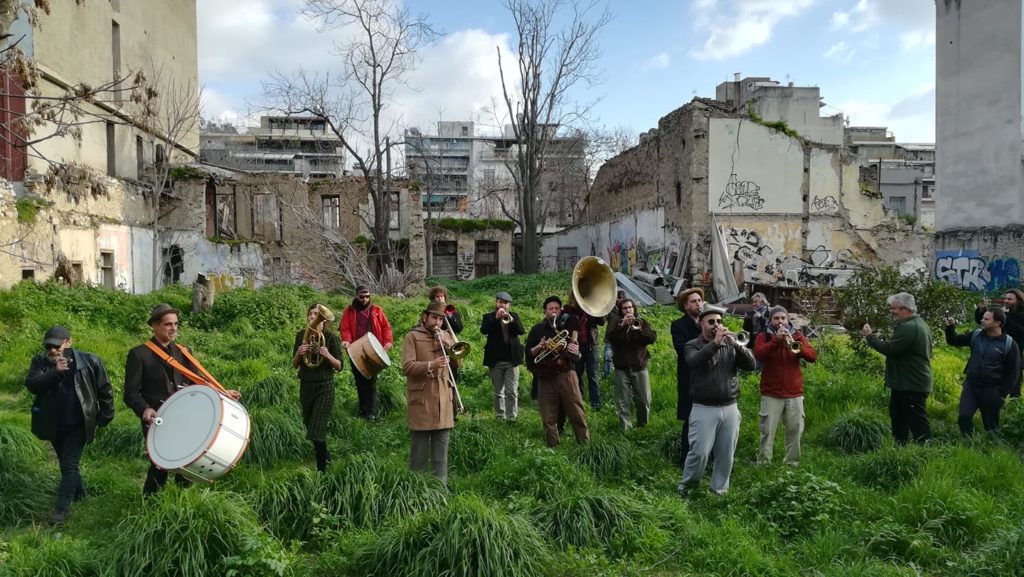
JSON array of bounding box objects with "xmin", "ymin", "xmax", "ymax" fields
[
  {"xmin": 434, "ymin": 217, "xmax": 517, "ymax": 233},
  {"xmin": 0, "ymin": 275, "xmax": 1021, "ymax": 575}
]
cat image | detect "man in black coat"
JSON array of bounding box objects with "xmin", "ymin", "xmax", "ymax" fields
[
  {"xmin": 25, "ymin": 325, "xmax": 115, "ymax": 524},
  {"xmin": 670, "ymin": 288, "xmax": 704, "ymax": 457},
  {"xmin": 481, "ymin": 291, "xmax": 525, "ymax": 420},
  {"xmin": 124, "ymin": 303, "xmax": 241, "ymax": 496}
]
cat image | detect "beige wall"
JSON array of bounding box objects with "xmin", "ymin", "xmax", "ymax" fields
[{"xmin": 29, "ymin": 0, "xmax": 199, "ymax": 179}]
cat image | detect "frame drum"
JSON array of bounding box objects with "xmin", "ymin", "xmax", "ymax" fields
[
  {"xmin": 147, "ymin": 385, "xmax": 250, "ymax": 483},
  {"xmin": 348, "ymin": 332, "xmax": 392, "ymax": 378}
]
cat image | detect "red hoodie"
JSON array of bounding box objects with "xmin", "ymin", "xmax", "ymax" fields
[{"xmin": 753, "ymin": 329, "xmax": 817, "ymax": 398}]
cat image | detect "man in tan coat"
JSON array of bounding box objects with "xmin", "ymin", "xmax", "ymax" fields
[{"xmin": 402, "ymin": 300, "xmax": 458, "ymax": 486}]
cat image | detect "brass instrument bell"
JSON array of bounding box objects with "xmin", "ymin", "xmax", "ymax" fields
[{"xmin": 302, "ymin": 304, "xmax": 335, "ymax": 368}]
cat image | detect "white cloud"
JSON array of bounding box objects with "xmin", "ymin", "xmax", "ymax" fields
[
  {"xmin": 831, "ymin": 0, "xmax": 934, "ymax": 45},
  {"xmin": 836, "ymin": 84, "xmax": 935, "ymax": 142},
  {"xmin": 823, "ymin": 41, "xmax": 855, "ymax": 62},
  {"xmin": 688, "ymin": 0, "xmax": 816, "ymax": 61},
  {"xmin": 642, "ymin": 52, "xmax": 671, "ymax": 71},
  {"xmin": 899, "ymin": 30, "xmax": 936, "ymax": 52},
  {"xmin": 831, "ymin": 0, "xmax": 877, "ymax": 32}
]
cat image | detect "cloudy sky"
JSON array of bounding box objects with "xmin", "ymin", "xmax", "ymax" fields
[{"xmin": 199, "ymin": 0, "xmax": 936, "ymax": 143}]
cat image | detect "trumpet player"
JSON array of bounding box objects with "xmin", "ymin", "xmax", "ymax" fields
[
  {"xmin": 481, "ymin": 291, "xmax": 525, "ymax": 421},
  {"xmin": 753, "ymin": 306, "xmax": 816, "ymax": 466},
  {"xmin": 292, "ymin": 303, "xmax": 343, "ymax": 472},
  {"xmin": 430, "ymin": 285, "xmax": 464, "ymax": 383},
  {"xmin": 606, "ymin": 298, "xmax": 657, "ymax": 430},
  {"xmin": 402, "ymin": 301, "xmax": 459, "ymax": 487},
  {"xmin": 678, "ymin": 306, "xmax": 756, "ymax": 497},
  {"xmin": 526, "ymin": 296, "xmax": 589, "ymax": 447}
]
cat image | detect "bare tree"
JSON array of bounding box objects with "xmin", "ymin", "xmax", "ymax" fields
[
  {"xmin": 497, "ymin": 0, "xmax": 610, "ymax": 272},
  {"xmin": 263, "ymin": 0, "xmax": 436, "ymax": 283},
  {"xmin": 575, "ymin": 124, "xmax": 635, "ymax": 223}
]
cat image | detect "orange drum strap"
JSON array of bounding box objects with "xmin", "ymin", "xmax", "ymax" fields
[
  {"xmin": 177, "ymin": 345, "xmax": 225, "ymax": 391},
  {"xmin": 143, "ymin": 341, "xmax": 226, "ymax": 394}
]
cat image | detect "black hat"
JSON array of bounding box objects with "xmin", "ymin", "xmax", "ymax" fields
[
  {"xmin": 43, "ymin": 325, "xmax": 70, "ymax": 347},
  {"xmin": 424, "ymin": 299, "xmax": 446, "ymax": 317},
  {"xmin": 148, "ymin": 303, "xmax": 180, "ymax": 325},
  {"xmin": 543, "ymin": 295, "xmax": 562, "ymax": 308},
  {"xmin": 355, "ymin": 285, "xmax": 370, "ymax": 295},
  {"xmin": 698, "ymin": 304, "xmax": 726, "ymax": 322}
]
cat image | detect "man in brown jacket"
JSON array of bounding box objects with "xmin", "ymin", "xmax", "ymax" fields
[
  {"xmin": 526, "ymin": 296, "xmax": 589, "ymax": 447},
  {"xmin": 606, "ymin": 298, "xmax": 657, "ymax": 430},
  {"xmin": 402, "ymin": 300, "xmax": 458, "ymax": 486}
]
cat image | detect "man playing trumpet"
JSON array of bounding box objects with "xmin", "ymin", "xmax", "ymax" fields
[
  {"xmin": 481, "ymin": 291, "xmax": 525, "ymax": 421},
  {"xmin": 606, "ymin": 298, "xmax": 658, "ymax": 430},
  {"xmin": 526, "ymin": 296, "xmax": 589, "ymax": 447},
  {"xmin": 402, "ymin": 300, "xmax": 460, "ymax": 486},
  {"xmin": 753, "ymin": 306, "xmax": 817, "ymax": 466},
  {"xmin": 292, "ymin": 303, "xmax": 343, "ymax": 472}
]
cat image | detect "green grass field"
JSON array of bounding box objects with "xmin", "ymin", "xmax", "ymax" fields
[{"xmin": 1, "ymin": 277, "xmax": 1023, "ymax": 576}]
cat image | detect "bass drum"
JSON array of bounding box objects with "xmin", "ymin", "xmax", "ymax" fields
[
  {"xmin": 348, "ymin": 332, "xmax": 392, "ymax": 378},
  {"xmin": 147, "ymin": 385, "xmax": 250, "ymax": 483}
]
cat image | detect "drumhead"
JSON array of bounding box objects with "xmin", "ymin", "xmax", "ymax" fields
[
  {"xmin": 365, "ymin": 333, "xmax": 392, "ymax": 367},
  {"xmin": 148, "ymin": 385, "xmax": 224, "ymax": 470}
]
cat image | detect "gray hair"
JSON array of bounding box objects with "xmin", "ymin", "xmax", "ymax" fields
[
  {"xmin": 887, "ymin": 292, "xmax": 917, "ymax": 313},
  {"xmin": 751, "ymin": 292, "xmax": 769, "ymax": 306}
]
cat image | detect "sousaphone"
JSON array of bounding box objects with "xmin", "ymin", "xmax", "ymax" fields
[{"xmin": 572, "ymin": 256, "xmax": 617, "ymax": 318}]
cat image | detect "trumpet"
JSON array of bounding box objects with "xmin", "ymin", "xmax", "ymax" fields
[
  {"xmin": 302, "ymin": 304, "xmax": 335, "ymax": 367},
  {"xmin": 499, "ymin": 308, "xmax": 514, "ymax": 325},
  {"xmin": 776, "ymin": 328, "xmax": 802, "ymax": 353},
  {"xmin": 724, "ymin": 330, "xmax": 749, "ymax": 347},
  {"xmin": 443, "ymin": 316, "xmax": 471, "ymax": 360},
  {"xmin": 627, "ymin": 312, "xmax": 643, "ymax": 331},
  {"xmin": 434, "ymin": 329, "xmax": 465, "ymax": 414}
]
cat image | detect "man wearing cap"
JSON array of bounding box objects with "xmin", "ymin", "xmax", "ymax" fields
[
  {"xmin": 402, "ymin": 300, "xmax": 459, "ymax": 486},
  {"xmin": 339, "ymin": 286, "xmax": 394, "ymax": 420},
  {"xmin": 124, "ymin": 303, "xmax": 242, "ymax": 496},
  {"xmin": 670, "ymin": 288, "xmax": 704, "ymax": 456},
  {"xmin": 481, "ymin": 291, "xmax": 525, "ymax": 421},
  {"xmin": 678, "ymin": 305, "xmax": 756, "ymax": 496},
  {"xmin": 430, "ymin": 285, "xmax": 463, "ymax": 384},
  {"xmin": 525, "ymin": 296, "xmax": 589, "ymax": 446},
  {"xmin": 25, "ymin": 326, "xmax": 115, "ymax": 524}
]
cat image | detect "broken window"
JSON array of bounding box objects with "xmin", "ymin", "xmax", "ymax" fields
[
  {"xmin": 322, "ymin": 195, "xmax": 340, "ymax": 229},
  {"xmin": 475, "ymin": 240, "xmax": 499, "ymax": 278},
  {"xmin": 214, "ymin": 185, "xmax": 237, "ymax": 238},
  {"xmin": 252, "ymin": 192, "xmax": 281, "ymax": 241},
  {"xmin": 162, "ymin": 245, "xmax": 183, "ymax": 285},
  {"xmin": 21, "ymin": 269, "xmax": 34, "ymax": 280},
  {"xmin": 100, "ymin": 251, "xmax": 115, "ymax": 289}
]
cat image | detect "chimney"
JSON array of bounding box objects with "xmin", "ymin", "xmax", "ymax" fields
[{"xmin": 733, "ymin": 72, "xmax": 741, "ymax": 82}]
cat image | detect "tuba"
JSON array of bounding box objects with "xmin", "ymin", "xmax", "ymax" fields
[
  {"xmin": 572, "ymin": 256, "xmax": 617, "ymax": 318},
  {"xmin": 302, "ymin": 304, "xmax": 336, "ymax": 368}
]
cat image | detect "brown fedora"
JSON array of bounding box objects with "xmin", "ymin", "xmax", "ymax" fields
[
  {"xmin": 148, "ymin": 303, "xmax": 180, "ymax": 325},
  {"xmin": 424, "ymin": 299, "xmax": 446, "ymax": 317}
]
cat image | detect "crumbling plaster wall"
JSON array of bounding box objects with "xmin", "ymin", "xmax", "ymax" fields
[{"xmin": 434, "ymin": 227, "xmax": 514, "ymax": 280}]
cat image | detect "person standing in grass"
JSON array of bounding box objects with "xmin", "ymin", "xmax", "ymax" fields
[
  {"xmin": 670, "ymin": 288, "xmax": 704, "ymax": 456},
  {"xmin": 603, "ymin": 290, "xmax": 627, "ymax": 378},
  {"xmin": 945, "ymin": 308, "xmax": 1019, "ymax": 436},
  {"xmin": 605, "ymin": 298, "xmax": 657, "ymax": 430},
  {"xmin": 402, "ymin": 300, "xmax": 459, "ymax": 486},
  {"xmin": 974, "ymin": 288, "xmax": 1024, "ymax": 398},
  {"xmin": 26, "ymin": 326, "xmax": 115, "ymax": 524},
  {"xmin": 862, "ymin": 292, "xmax": 933, "ymax": 445},
  {"xmin": 430, "ymin": 285, "xmax": 464, "ymax": 384},
  {"xmin": 481, "ymin": 291, "xmax": 525, "ymax": 421},
  {"xmin": 526, "ymin": 296, "xmax": 589, "ymax": 447},
  {"xmin": 678, "ymin": 305, "xmax": 756, "ymax": 497},
  {"xmin": 339, "ymin": 285, "xmax": 394, "ymax": 421},
  {"xmin": 753, "ymin": 306, "xmax": 816, "ymax": 466},
  {"xmin": 292, "ymin": 303, "xmax": 344, "ymax": 472}
]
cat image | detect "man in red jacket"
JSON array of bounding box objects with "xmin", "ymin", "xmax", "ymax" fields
[
  {"xmin": 339, "ymin": 285, "xmax": 394, "ymax": 420},
  {"xmin": 753, "ymin": 306, "xmax": 817, "ymax": 466}
]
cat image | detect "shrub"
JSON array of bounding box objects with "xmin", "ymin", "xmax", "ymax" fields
[
  {"xmin": 530, "ymin": 490, "xmax": 666, "ymax": 558},
  {"xmin": 570, "ymin": 437, "xmax": 634, "ymax": 480},
  {"xmin": 103, "ymin": 486, "xmax": 292, "ymax": 577},
  {"xmin": 0, "ymin": 452, "xmax": 56, "ymax": 526},
  {"xmin": 1001, "ymin": 398, "xmax": 1024, "ymax": 448},
  {"xmin": 251, "ymin": 468, "xmax": 322, "ymax": 541},
  {"xmin": 475, "ymin": 450, "xmax": 595, "ymax": 501},
  {"xmin": 90, "ymin": 421, "xmax": 145, "ymax": 459},
  {"xmin": 348, "ymin": 495, "xmax": 550, "ymax": 577},
  {"xmin": 4, "ymin": 531, "xmax": 102, "ymax": 577},
  {"xmin": 849, "ymin": 444, "xmax": 927, "ymax": 490},
  {"xmin": 863, "ymin": 521, "xmax": 941, "ymax": 566},
  {"xmin": 375, "ymin": 371, "xmax": 407, "ymax": 417},
  {"xmin": 244, "ymin": 408, "xmax": 309, "ymax": 467},
  {"xmin": 894, "ymin": 477, "xmax": 996, "ymax": 548},
  {"xmin": 242, "ymin": 374, "xmax": 295, "ymax": 409},
  {"xmin": 448, "ymin": 419, "xmax": 508, "ymax": 474},
  {"xmin": 0, "ymin": 421, "xmax": 46, "ymax": 462},
  {"xmin": 826, "ymin": 408, "xmax": 888, "ymax": 454},
  {"xmin": 744, "ymin": 468, "xmax": 847, "ymax": 539},
  {"xmin": 192, "ymin": 285, "xmax": 318, "ymax": 332}
]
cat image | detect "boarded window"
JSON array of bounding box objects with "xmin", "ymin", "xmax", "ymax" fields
[
  {"xmin": 252, "ymin": 192, "xmax": 281, "ymax": 241},
  {"xmin": 556, "ymin": 247, "xmax": 578, "ymax": 271},
  {"xmin": 433, "ymin": 240, "xmax": 458, "ymax": 278},
  {"xmin": 100, "ymin": 251, "xmax": 115, "ymax": 289},
  {"xmin": 475, "ymin": 240, "xmax": 499, "ymax": 278}
]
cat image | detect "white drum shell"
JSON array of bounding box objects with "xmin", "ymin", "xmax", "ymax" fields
[{"xmin": 147, "ymin": 385, "xmax": 250, "ymax": 483}]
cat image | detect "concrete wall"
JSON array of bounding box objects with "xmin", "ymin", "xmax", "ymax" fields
[
  {"xmin": 933, "ymin": 228, "xmax": 1024, "ymax": 291},
  {"xmin": 936, "ymin": 0, "xmax": 1024, "ymax": 230},
  {"xmin": 751, "ymin": 86, "xmax": 844, "ymax": 146},
  {"xmin": 434, "ymin": 228, "xmax": 514, "ymax": 281},
  {"xmin": 709, "ymin": 118, "xmax": 804, "ymax": 215}
]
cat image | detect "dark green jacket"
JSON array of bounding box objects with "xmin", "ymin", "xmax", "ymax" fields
[{"xmin": 866, "ymin": 314, "xmax": 933, "ymax": 393}]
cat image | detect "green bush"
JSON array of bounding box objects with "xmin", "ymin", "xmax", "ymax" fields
[
  {"xmin": 529, "ymin": 490, "xmax": 667, "ymax": 558},
  {"xmin": 103, "ymin": 486, "xmax": 292, "ymax": 577},
  {"xmin": 251, "ymin": 468, "xmax": 322, "ymax": 542},
  {"xmin": 570, "ymin": 437, "xmax": 634, "ymax": 479},
  {"xmin": 849, "ymin": 444, "xmax": 927, "ymax": 490},
  {"xmin": 375, "ymin": 370, "xmax": 407, "ymax": 417},
  {"xmin": 894, "ymin": 477, "xmax": 997, "ymax": 548},
  {"xmin": 192, "ymin": 285, "xmax": 318, "ymax": 332},
  {"xmin": 0, "ymin": 452, "xmax": 56, "ymax": 526},
  {"xmin": 863, "ymin": 521, "xmax": 941, "ymax": 566},
  {"xmin": 1001, "ymin": 398, "xmax": 1024, "ymax": 447},
  {"xmin": 348, "ymin": 495, "xmax": 550, "ymax": 577},
  {"xmin": 90, "ymin": 421, "xmax": 145, "ymax": 459},
  {"xmin": 448, "ymin": 419, "xmax": 509, "ymax": 474},
  {"xmin": 4, "ymin": 531, "xmax": 102, "ymax": 577},
  {"xmin": 744, "ymin": 468, "xmax": 847, "ymax": 539},
  {"xmin": 826, "ymin": 408, "xmax": 888, "ymax": 454},
  {"xmin": 0, "ymin": 421, "xmax": 46, "ymax": 462},
  {"xmin": 242, "ymin": 374, "xmax": 295, "ymax": 409},
  {"xmin": 474, "ymin": 450, "xmax": 595, "ymax": 501}
]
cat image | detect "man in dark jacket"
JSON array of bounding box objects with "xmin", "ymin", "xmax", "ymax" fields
[
  {"xmin": 670, "ymin": 288, "xmax": 704, "ymax": 455},
  {"xmin": 526, "ymin": 296, "xmax": 589, "ymax": 446},
  {"xmin": 125, "ymin": 303, "xmax": 241, "ymax": 496},
  {"xmin": 606, "ymin": 298, "xmax": 657, "ymax": 430},
  {"xmin": 25, "ymin": 325, "xmax": 114, "ymax": 524},
  {"xmin": 678, "ymin": 305, "xmax": 756, "ymax": 496},
  {"xmin": 974, "ymin": 288, "xmax": 1024, "ymax": 398},
  {"xmin": 481, "ymin": 291, "xmax": 525, "ymax": 420},
  {"xmin": 863, "ymin": 292, "xmax": 933, "ymax": 445},
  {"xmin": 945, "ymin": 308, "xmax": 1020, "ymax": 436},
  {"xmin": 563, "ymin": 295, "xmax": 606, "ymax": 410}
]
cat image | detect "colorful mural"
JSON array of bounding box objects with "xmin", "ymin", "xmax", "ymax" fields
[{"xmin": 934, "ymin": 250, "xmax": 1021, "ymax": 292}]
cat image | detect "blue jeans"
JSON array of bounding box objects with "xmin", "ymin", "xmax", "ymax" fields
[{"xmin": 575, "ymin": 343, "xmax": 600, "ymax": 409}]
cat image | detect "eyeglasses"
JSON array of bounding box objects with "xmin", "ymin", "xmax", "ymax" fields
[
  {"xmin": 704, "ymin": 318, "xmax": 724, "ymax": 325},
  {"xmin": 44, "ymin": 344, "xmax": 60, "ymax": 350},
  {"xmin": 358, "ymin": 294, "xmax": 371, "ymax": 299}
]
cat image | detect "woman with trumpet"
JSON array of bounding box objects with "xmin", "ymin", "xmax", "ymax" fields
[
  {"xmin": 402, "ymin": 300, "xmax": 461, "ymax": 487},
  {"xmin": 752, "ymin": 306, "xmax": 816, "ymax": 466},
  {"xmin": 481, "ymin": 291, "xmax": 525, "ymax": 421},
  {"xmin": 292, "ymin": 303, "xmax": 344, "ymax": 472}
]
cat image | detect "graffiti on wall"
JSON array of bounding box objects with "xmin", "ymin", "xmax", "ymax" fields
[
  {"xmin": 811, "ymin": 195, "xmax": 839, "ymax": 213},
  {"xmin": 718, "ymin": 174, "xmax": 765, "ymax": 211},
  {"xmin": 726, "ymin": 225, "xmax": 866, "ymax": 287},
  {"xmin": 457, "ymin": 251, "xmax": 475, "ymax": 281},
  {"xmin": 208, "ymin": 271, "xmax": 255, "ymax": 294},
  {"xmin": 934, "ymin": 250, "xmax": 1021, "ymax": 292}
]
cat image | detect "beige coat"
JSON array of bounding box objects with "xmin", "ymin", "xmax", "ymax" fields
[{"xmin": 402, "ymin": 325, "xmax": 455, "ymax": 431}]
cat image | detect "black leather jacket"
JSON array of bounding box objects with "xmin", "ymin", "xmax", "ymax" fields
[{"xmin": 25, "ymin": 349, "xmax": 115, "ymax": 442}]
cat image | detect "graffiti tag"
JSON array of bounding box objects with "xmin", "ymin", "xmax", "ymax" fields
[
  {"xmin": 718, "ymin": 173, "xmax": 765, "ymax": 211},
  {"xmin": 935, "ymin": 255, "xmax": 988, "ymax": 291},
  {"xmin": 811, "ymin": 195, "xmax": 839, "ymax": 213}
]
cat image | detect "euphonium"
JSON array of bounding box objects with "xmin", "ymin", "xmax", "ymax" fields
[{"xmin": 302, "ymin": 304, "xmax": 336, "ymax": 368}]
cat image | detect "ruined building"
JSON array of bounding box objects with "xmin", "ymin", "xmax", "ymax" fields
[{"xmin": 541, "ymin": 75, "xmax": 931, "ymax": 296}]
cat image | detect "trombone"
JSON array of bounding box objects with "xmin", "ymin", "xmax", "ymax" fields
[
  {"xmin": 443, "ymin": 315, "xmax": 471, "ymax": 360},
  {"xmin": 434, "ymin": 329, "xmax": 465, "ymax": 414},
  {"xmin": 535, "ymin": 314, "xmax": 576, "ymax": 363}
]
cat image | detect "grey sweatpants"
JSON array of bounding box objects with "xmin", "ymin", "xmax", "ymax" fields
[
  {"xmin": 489, "ymin": 362, "xmax": 520, "ymax": 420},
  {"xmin": 679, "ymin": 402, "xmax": 741, "ymax": 494}
]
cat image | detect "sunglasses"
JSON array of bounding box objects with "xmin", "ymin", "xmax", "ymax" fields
[
  {"xmin": 358, "ymin": 294, "xmax": 371, "ymax": 299},
  {"xmin": 44, "ymin": 344, "xmax": 61, "ymax": 350},
  {"xmin": 704, "ymin": 318, "xmax": 724, "ymax": 325}
]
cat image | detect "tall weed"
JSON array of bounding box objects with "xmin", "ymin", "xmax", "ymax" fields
[{"xmin": 825, "ymin": 408, "xmax": 888, "ymax": 454}]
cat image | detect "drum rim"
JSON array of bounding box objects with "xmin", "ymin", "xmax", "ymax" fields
[{"xmin": 147, "ymin": 385, "xmax": 233, "ymax": 470}]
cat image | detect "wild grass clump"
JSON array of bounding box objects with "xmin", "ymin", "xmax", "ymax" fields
[
  {"xmin": 570, "ymin": 437, "xmax": 634, "ymax": 479},
  {"xmin": 1001, "ymin": 398, "xmax": 1024, "ymax": 447},
  {"xmin": 320, "ymin": 453, "xmax": 448, "ymax": 528},
  {"xmin": 474, "ymin": 449, "xmax": 595, "ymax": 501},
  {"xmin": 348, "ymin": 495, "xmax": 550, "ymax": 577},
  {"xmin": 659, "ymin": 427, "xmax": 685, "ymax": 466},
  {"xmin": 826, "ymin": 408, "xmax": 888, "ymax": 454},
  {"xmin": 530, "ymin": 489, "xmax": 668, "ymax": 558},
  {"xmin": 90, "ymin": 421, "xmax": 145, "ymax": 459},
  {"xmin": 849, "ymin": 444, "xmax": 927, "ymax": 490},
  {"xmin": 863, "ymin": 520, "xmax": 942, "ymax": 567},
  {"xmin": 0, "ymin": 420, "xmax": 46, "ymax": 461},
  {"xmin": 3, "ymin": 530, "xmax": 102, "ymax": 577},
  {"xmin": 0, "ymin": 452, "xmax": 56, "ymax": 526},
  {"xmin": 375, "ymin": 371, "xmax": 406, "ymax": 417},
  {"xmin": 448, "ymin": 419, "xmax": 508, "ymax": 474},
  {"xmin": 251, "ymin": 468, "xmax": 322, "ymax": 541},
  {"xmin": 104, "ymin": 486, "xmax": 293, "ymax": 577},
  {"xmin": 960, "ymin": 519, "xmax": 1024, "ymax": 576},
  {"xmin": 744, "ymin": 468, "xmax": 847, "ymax": 539},
  {"xmin": 893, "ymin": 476, "xmax": 997, "ymax": 548},
  {"xmin": 245, "ymin": 407, "xmax": 309, "ymax": 467},
  {"xmin": 242, "ymin": 374, "xmax": 295, "ymax": 408}
]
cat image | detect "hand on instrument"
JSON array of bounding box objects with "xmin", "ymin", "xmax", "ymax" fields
[
  {"xmin": 298, "ymin": 343, "xmax": 310, "ymax": 355},
  {"xmin": 944, "ymin": 316, "xmax": 957, "ymax": 327},
  {"xmin": 429, "ymin": 357, "xmax": 447, "ymax": 371},
  {"xmin": 714, "ymin": 326, "xmax": 728, "ymax": 346},
  {"xmin": 565, "ymin": 341, "xmax": 580, "ymax": 356},
  {"xmin": 860, "ymin": 323, "xmax": 873, "ymax": 337},
  {"xmin": 319, "ymin": 346, "xmax": 332, "ymax": 359},
  {"xmin": 142, "ymin": 408, "xmax": 157, "ymax": 425},
  {"xmin": 342, "ymin": 341, "xmax": 350, "ymax": 349},
  {"xmin": 55, "ymin": 355, "xmax": 71, "ymax": 373},
  {"xmin": 621, "ymin": 315, "xmax": 634, "ymax": 327},
  {"xmin": 776, "ymin": 327, "xmax": 790, "ymax": 339},
  {"xmin": 226, "ymin": 389, "xmax": 242, "ymax": 401},
  {"xmin": 753, "ymin": 311, "xmax": 762, "ymax": 319}
]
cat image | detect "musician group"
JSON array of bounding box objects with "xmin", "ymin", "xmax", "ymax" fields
[{"xmin": 23, "ymin": 271, "xmax": 1024, "ymax": 523}]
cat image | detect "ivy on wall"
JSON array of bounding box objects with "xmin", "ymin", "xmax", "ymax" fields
[{"xmin": 434, "ymin": 218, "xmax": 515, "ymax": 233}]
